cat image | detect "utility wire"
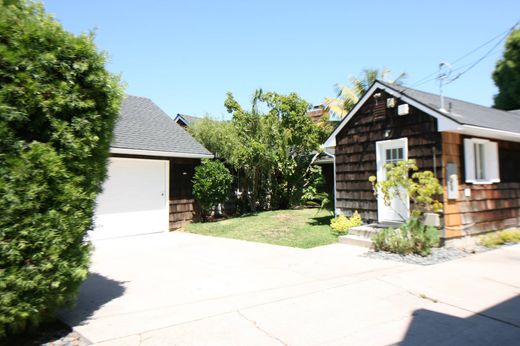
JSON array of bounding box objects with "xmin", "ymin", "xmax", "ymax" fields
[
  {"xmin": 446, "ymin": 25, "xmax": 516, "ymax": 84},
  {"xmin": 408, "ymin": 19, "xmax": 520, "ymax": 88}
]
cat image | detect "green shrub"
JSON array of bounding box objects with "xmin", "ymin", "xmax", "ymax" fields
[
  {"xmin": 372, "ymin": 216, "xmax": 440, "ymax": 256},
  {"xmin": 480, "ymin": 229, "xmax": 520, "ymax": 248},
  {"xmin": 193, "ymin": 159, "xmax": 233, "ymax": 220},
  {"xmin": 330, "ymin": 211, "xmax": 362, "ymax": 234},
  {"xmin": 0, "ymin": 0, "xmax": 122, "ymax": 338}
]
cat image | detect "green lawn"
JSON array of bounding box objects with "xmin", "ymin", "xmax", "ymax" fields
[{"xmin": 185, "ymin": 208, "xmax": 336, "ymax": 248}]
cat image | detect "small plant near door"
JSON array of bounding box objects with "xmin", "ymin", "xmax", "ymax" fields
[
  {"xmin": 369, "ymin": 159, "xmax": 443, "ymax": 256},
  {"xmin": 330, "ymin": 211, "xmax": 362, "ymax": 235}
]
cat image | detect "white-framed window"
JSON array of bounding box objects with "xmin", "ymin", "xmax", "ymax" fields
[{"xmin": 464, "ymin": 138, "xmax": 500, "ymax": 184}]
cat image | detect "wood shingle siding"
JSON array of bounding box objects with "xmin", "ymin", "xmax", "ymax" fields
[
  {"xmin": 441, "ymin": 132, "xmax": 520, "ymax": 237},
  {"xmin": 335, "ymin": 89, "xmax": 442, "ymax": 223},
  {"xmin": 169, "ymin": 158, "xmax": 200, "ymax": 229}
]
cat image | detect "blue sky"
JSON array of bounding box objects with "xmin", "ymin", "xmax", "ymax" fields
[{"xmin": 44, "ymin": 0, "xmax": 519, "ymax": 119}]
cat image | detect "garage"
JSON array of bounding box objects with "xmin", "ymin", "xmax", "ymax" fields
[
  {"xmin": 89, "ymin": 95, "xmax": 212, "ymax": 240},
  {"xmin": 92, "ymin": 157, "xmax": 169, "ymax": 240}
]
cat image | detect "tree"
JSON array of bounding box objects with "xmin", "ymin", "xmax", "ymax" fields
[
  {"xmin": 324, "ymin": 67, "xmax": 407, "ymax": 119},
  {"xmin": 187, "ymin": 116, "xmax": 237, "ymax": 160},
  {"xmin": 224, "ymin": 90, "xmax": 322, "ymax": 211},
  {"xmin": 493, "ymin": 28, "xmax": 520, "ymax": 110},
  {"xmin": 0, "ymin": 0, "xmax": 123, "ymax": 337},
  {"xmin": 192, "ymin": 159, "xmax": 233, "ymax": 220}
]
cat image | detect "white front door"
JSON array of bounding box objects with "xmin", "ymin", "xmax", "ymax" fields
[
  {"xmin": 376, "ymin": 138, "xmax": 409, "ymax": 223},
  {"xmin": 92, "ymin": 157, "xmax": 169, "ymax": 240}
]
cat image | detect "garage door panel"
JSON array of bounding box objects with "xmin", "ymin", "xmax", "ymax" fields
[{"xmin": 92, "ymin": 157, "xmax": 169, "ymax": 240}]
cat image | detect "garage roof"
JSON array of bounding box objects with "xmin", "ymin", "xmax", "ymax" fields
[{"xmin": 111, "ymin": 95, "xmax": 213, "ymax": 158}]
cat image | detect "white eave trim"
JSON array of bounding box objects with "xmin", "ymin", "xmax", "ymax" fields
[
  {"xmin": 452, "ymin": 125, "xmax": 520, "ymax": 143},
  {"xmin": 110, "ymin": 147, "xmax": 214, "ymax": 159}
]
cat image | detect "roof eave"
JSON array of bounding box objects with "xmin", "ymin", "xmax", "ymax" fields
[
  {"xmin": 451, "ymin": 125, "xmax": 520, "ymax": 143},
  {"xmin": 321, "ymin": 80, "xmax": 520, "ymax": 146},
  {"xmin": 110, "ymin": 147, "xmax": 214, "ymax": 159}
]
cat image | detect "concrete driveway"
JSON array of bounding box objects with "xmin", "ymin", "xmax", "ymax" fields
[{"xmin": 60, "ymin": 232, "xmax": 520, "ymax": 345}]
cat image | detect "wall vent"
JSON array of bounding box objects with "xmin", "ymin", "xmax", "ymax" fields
[
  {"xmin": 398, "ymin": 104, "xmax": 409, "ymax": 116},
  {"xmin": 386, "ymin": 98, "xmax": 396, "ymax": 108}
]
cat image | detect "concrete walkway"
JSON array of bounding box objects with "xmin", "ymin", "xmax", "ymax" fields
[{"xmin": 59, "ymin": 232, "xmax": 520, "ymax": 345}]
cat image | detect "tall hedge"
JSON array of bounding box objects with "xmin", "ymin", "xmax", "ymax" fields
[{"xmin": 0, "ymin": 0, "xmax": 123, "ymax": 337}]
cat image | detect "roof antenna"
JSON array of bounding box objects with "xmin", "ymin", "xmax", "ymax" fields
[{"xmin": 437, "ymin": 62, "xmax": 452, "ymax": 112}]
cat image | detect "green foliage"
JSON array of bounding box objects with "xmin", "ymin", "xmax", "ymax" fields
[
  {"xmin": 187, "ymin": 116, "xmax": 237, "ymax": 160},
  {"xmin": 372, "ymin": 216, "xmax": 440, "ymax": 256},
  {"xmin": 0, "ymin": 0, "xmax": 123, "ymax": 337},
  {"xmin": 301, "ymin": 165, "xmax": 325, "ymax": 204},
  {"xmin": 193, "ymin": 159, "xmax": 233, "ymax": 220},
  {"xmin": 480, "ymin": 229, "xmax": 520, "ymax": 248},
  {"xmin": 188, "ymin": 89, "xmax": 323, "ymax": 212},
  {"xmin": 369, "ymin": 159, "xmax": 443, "ymax": 219},
  {"xmin": 330, "ymin": 211, "xmax": 362, "ymax": 235},
  {"xmin": 324, "ymin": 67, "xmax": 407, "ymax": 119},
  {"xmin": 493, "ymin": 28, "xmax": 520, "ymax": 110},
  {"xmin": 186, "ymin": 209, "xmax": 337, "ymax": 249}
]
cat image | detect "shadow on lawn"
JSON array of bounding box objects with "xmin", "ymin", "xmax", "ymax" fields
[{"xmin": 307, "ymin": 213, "xmax": 334, "ymax": 226}]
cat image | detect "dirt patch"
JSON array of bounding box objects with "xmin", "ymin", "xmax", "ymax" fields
[{"xmin": 261, "ymin": 228, "xmax": 290, "ymax": 238}]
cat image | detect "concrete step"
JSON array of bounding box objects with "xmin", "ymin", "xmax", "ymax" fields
[
  {"xmin": 338, "ymin": 234, "xmax": 374, "ymax": 248},
  {"xmin": 348, "ymin": 225, "xmax": 380, "ymax": 238}
]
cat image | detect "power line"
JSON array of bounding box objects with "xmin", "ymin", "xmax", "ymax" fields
[
  {"xmin": 408, "ymin": 19, "xmax": 519, "ymax": 88},
  {"xmin": 446, "ymin": 23, "xmax": 516, "ymax": 84}
]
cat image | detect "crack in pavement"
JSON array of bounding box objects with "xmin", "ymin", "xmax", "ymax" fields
[
  {"xmin": 237, "ymin": 310, "xmax": 287, "ymax": 346},
  {"xmin": 376, "ymin": 277, "xmax": 520, "ymax": 330}
]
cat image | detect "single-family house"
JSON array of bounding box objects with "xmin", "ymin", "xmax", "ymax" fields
[
  {"xmin": 91, "ymin": 95, "xmax": 213, "ymax": 240},
  {"xmin": 323, "ymin": 80, "xmax": 520, "ymax": 242}
]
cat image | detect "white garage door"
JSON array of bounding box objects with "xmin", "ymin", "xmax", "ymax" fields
[{"xmin": 91, "ymin": 157, "xmax": 169, "ymax": 240}]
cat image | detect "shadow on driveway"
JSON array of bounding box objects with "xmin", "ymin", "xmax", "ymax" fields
[
  {"xmin": 60, "ymin": 273, "xmax": 126, "ymax": 327},
  {"xmin": 402, "ymin": 295, "xmax": 520, "ymax": 345}
]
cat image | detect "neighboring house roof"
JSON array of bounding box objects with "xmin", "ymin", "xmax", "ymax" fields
[
  {"xmin": 509, "ymin": 109, "xmax": 520, "ymax": 116},
  {"xmin": 324, "ymin": 80, "xmax": 520, "ymax": 147},
  {"xmin": 111, "ymin": 95, "xmax": 213, "ymax": 158},
  {"xmin": 174, "ymin": 113, "xmax": 201, "ymax": 127}
]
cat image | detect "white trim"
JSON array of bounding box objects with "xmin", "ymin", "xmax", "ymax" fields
[
  {"xmin": 375, "ymin": 137, "xmax": 410, "ymax": 223},
  {"xmin": 463, "ymin": 137, "xmax": 500, "ymax": 184},
  {"xmin": 174, "ymin": 114, "xmax": 189, "ymax": 126},
  {"xmin": 322, "ymin": 81, "xmax": 520, "ymax": 147},
  {"xmin": 110, "ymin": 147, "xmax": 214, "ymax": 159},
  {"xmin": 452, "ymin": 125, "xmax": 520, "ymax": 143},
  {"xmin": 332, "ymin": 153, "xmax": 337, "ymax": 216}
]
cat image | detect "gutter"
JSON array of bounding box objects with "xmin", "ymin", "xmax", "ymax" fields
[{"xmin": 110, "ymin": 147, "xmax": 214, "ymax": 159}]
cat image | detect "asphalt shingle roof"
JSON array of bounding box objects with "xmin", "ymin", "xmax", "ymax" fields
[
  {"xmin": 378, "ymin": 81, "xmax": 520, "ymax": 134},
  {"xmin": 112, "ymin": 95, "xmax": 212, "ymax": 156}
]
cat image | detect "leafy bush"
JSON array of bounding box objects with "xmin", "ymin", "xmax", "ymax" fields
[
  {"xmin": 369, "ymin": 160, "xmax": 443, "ymax": 218},
  {"xmin": 0, "ymin": 0, "xmax": 122, "ymax": 337},
  {"xmin": 372, "ymin": 216, "xmax": 440, "ymax": 256},
  {"xmin": 480, "ymin": 229, "xmax": 520, "ymax": 248},
  {"xmin": 330, "ymin": 211, "xmax": 362, "ymax": 234},
  {"xmin": 193, "ymin": 159, "xmax": 233, "ymax": 220}
]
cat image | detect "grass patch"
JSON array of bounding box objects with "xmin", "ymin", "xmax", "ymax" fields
[
  {"xmin": 480, "ymin": 229, "xmax": 520, "ymax": 248},
  {"xmin": 185, "ymin": 208, "xmax": 335, "ymax": 248}
]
